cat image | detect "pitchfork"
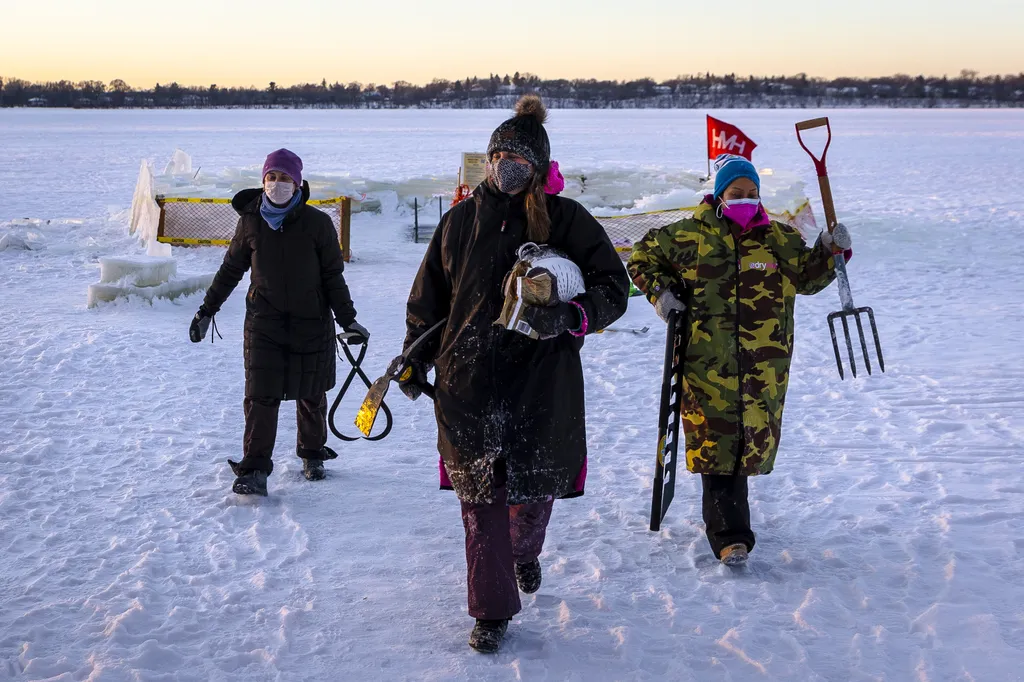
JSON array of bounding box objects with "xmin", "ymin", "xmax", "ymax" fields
[{"xmin": 796, "ymin": 117, "xmax": 885, "ymax": 380}]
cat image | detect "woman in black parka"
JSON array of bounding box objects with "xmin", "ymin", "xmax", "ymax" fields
[
  {"xmin": 189, "ymin": 149, "xmax": 368, "ymax": 497},
  {"xmin": 399, "ymin": 97, "xmax": 629, "ymax": 652}
]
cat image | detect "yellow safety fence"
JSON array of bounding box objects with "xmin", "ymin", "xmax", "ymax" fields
[{"xmin": 156, "ymin": 195, "xmax": 353, "ymax": 261}]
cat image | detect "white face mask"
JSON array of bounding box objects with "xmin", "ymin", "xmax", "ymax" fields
[
  {"xmin": 723, "ymin": 198, "xmax": 760, "ymax": 207},
  {"xmin": 264, "ymin": 180, "xmax": 296, "ymax": 205}
]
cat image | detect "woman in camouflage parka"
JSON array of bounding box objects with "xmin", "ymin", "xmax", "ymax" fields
[{"xmin": 627, "ymin": 154, "xmax": 852, "ymax": 565}]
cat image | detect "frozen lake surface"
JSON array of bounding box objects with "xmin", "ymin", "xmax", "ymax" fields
[{"xmin": 1, "ymin": 108, "xmax": 1023, "ymax": 681}]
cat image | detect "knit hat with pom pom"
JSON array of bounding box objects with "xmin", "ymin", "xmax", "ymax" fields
[{"xmin": 487, "ymin": 95, "xmax": 550, "ymax": 170}]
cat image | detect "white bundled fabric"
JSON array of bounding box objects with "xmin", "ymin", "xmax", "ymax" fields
[
  {"xmin": 515, "ymin": 242, "xmax": 586, "ymax": 302},
  {"xmin": 500, "ymin": 242, "xmax": 587, "ymax": 339}
]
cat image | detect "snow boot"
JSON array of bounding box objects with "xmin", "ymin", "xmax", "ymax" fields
[
  {"xmin": 296, "ymin": 445, "xmax": 338, "ymax": 482},
  {"xmin": 515, "ymin": 559, "xmax": 542, "ymax": 594},
  {"xmin": 229, "ymin": 464, "xmax": 268, "ymax": 497},
  {"xmin": 720, "ymin": 543, "xmax": 749, "ymax": 567},
  {"xmin": 302, "ymin": 459, "xmax": 326, "ymax": 481},
  {"xmin": 469, "ymin": 619, "xmax": 510, "ymax": 654}
]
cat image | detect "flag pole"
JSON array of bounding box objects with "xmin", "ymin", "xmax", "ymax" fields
[{"xmin": 706, "ymin": 115, "xmax": 712, "ymax": 180}]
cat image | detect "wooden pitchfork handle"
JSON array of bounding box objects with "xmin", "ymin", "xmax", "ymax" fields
[
  {"xmin": 797, "ymin": 116, "xmax": 857, "ymax": 312},
  {"xmin": 795, "ymin": 117, "xmax": 839, "ymax": 236}
]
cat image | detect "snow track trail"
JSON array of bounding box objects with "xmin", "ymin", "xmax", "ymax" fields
[{"xmin": 2, "ymin": 109, "xmax": 1023, "ymax": 681}]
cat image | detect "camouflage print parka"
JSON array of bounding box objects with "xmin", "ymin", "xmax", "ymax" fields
[{"xmin": 627, "ymin": 201, "xmax": 838, "ymax": 476}]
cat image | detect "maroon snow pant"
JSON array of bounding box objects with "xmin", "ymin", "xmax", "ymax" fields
[
  {"xmin": 460, "ymin": 462, "xmax": 554, "ymax": 620},
  {"xmin": 239, "ymin": 393, "xmax": 328, "ymax": 475}
]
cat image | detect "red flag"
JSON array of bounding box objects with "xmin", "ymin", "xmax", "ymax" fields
[{"xmin": 707, "ymin": 116, "xmax": 757, "ymax": 161}]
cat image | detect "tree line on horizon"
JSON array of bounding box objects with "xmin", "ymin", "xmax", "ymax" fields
[{"xmin": 1, "ymin": 71, "xmax": 1021, "ymax": 109}]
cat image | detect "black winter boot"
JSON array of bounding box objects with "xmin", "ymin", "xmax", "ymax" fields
[
  {"xmin": 515, "ymin": 559, "xmax": 542, "ymax": 594},
  {"xmin": 302, "ymin": 459, "xmax": 326, "ymax": 481},
  {"xmin": 232, "ymin": 469, "xmax": 268, "ymax": 496},
  {"xmin": 297, "ymin": 445, "xmax": 338, "ymax": 482},
  {"xmin": 469, "ymin": 619, "xmax": 510, "ymax": 653}
]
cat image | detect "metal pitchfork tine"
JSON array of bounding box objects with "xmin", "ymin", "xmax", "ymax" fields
[{"xmin": 796, "ymin": 117, "xmax": 885, "ymax": 380}]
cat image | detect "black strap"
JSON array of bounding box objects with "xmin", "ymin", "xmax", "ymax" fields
[{"xmin": 328, "ymin": 340, "xmax": 394, "ymax": 442}]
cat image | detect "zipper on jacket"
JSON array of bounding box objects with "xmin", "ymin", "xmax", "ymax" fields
[
  {"xmin": 733, "ymin": 239, "xmax": 745, "ymax": 476},
  {"xmin": 490, "ymin": 196, "xmax": 512, "ymax": 457}
]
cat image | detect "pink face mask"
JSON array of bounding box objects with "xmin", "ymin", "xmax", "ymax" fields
[{"xmin": 719, "ymin": 198, "xmax": 762, "ymax": 229}]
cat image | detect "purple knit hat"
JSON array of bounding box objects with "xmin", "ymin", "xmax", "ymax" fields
[{"xmin": 262, "ymin": 148, "xmax": 303, "ymax": 187}]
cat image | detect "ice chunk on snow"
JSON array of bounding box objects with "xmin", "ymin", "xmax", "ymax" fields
[
  {"xmin": 163, "ymin": 149, "xmax": 193, "ymax": 176},
  {"xmin": 0, "ymin": 228, "xmax": 46, "ymax": 251},
  {"xmin": 98, "ymin": 256, "xmax": 177, "ymax": 287},
  {"xmin": 129, "ymin": 160, "xmax": 174, "ymax": 257},
  {"xmin": 146, "ymin": 240, "xmax": 172, "ymax": 258},
  {"xmin": 87, "ymin": 273, "xmax": 214, "ymax": 308},
  {"xmin": 130, "ymin": 160, "xmax": 161, "ymax": 246}
]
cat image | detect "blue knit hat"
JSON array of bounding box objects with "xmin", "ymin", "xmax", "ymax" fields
[{"xmin": 713, "ymin": 154, "xmax": 759, "ymax": 198}]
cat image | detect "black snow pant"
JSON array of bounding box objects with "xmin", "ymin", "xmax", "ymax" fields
[
  {"xmin": 239, "ymin": 393, "xmax": 328, "ymax": 475},
  {"xmin": 701, "ymin": 474, "xmax": 756, "ymax": 559},
  {"xmin": 460, "ymin": 461, "xmax": 554, "ymax": 620}
]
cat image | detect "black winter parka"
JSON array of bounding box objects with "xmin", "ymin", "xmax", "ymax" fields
[
  {"xmin": 204, "ymin": 183, "xmax": 356, "ymax": 400},
  {"xmin": 405, "ymin": 181, "xmax": 629, "ymax": 504}
]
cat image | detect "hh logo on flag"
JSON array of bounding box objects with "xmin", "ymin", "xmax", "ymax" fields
[{"xmin": 707, "ymin": 116, "xmax": 757, "ymax": 161}]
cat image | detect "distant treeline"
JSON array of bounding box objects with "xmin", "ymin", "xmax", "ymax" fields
[{"xmin": 2, "ymin": 71, "xmax": 1022, "ymax": 109}]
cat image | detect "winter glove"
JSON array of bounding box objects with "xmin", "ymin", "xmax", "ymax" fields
[
  {"xmin": 189, "ymin": 305, "xmax": 214, "ymax": 343},
  {"xmin": 339, "ymin": 320, "xmax": 369, "ymax": 345},
  {"xmin": 654, "ymin": 290, "xmax": 686, "ymax": 323},
  {"xmin": 820, "ymin": 223, "xmax": 852, "ymax": 252},
  {"xmin": 519, "ymin": 300, "xmax": 582, "ymax": 340},
  {"xmin": 396, "ymin": 358, "xmax": 433, "ymax": 401}
]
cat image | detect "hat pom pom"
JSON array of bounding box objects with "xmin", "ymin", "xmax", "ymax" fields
[
  {"xmin": 544, "ymin": 161, "xmax": 565, "ymax": 195},
  {"xmin": 514, "ymin": 94, "xmax": 548, "ymax": 124}
]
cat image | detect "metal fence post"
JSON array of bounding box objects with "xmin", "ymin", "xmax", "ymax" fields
[{"xmin": 414, "ymin": 197, "xmax": 419, "ymax": 242}]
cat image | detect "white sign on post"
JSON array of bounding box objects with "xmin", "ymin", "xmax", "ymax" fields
[{"xmin": 461, "ymin": 153, "xmax": 489, "ymax": 189}]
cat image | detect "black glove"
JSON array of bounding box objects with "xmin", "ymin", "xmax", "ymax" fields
[
  {"xmin": 519, "ymin": 301, "xmax": 582, "ymax": 340},
  {"xmin": 189, "ymin": 305, "xmax": 213, "ymax": 343},
  {"xmin": 339, "ymin": 320, "xmax": 369, "ymax": 345},
  {"xmin": 396, "ymin": 358, "xmax": 433, "ymax": 401}
]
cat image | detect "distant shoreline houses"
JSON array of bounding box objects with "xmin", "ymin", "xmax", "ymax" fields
[{"xmin": 2, "ymin": 72, "xmax": 1021, "ymax": 109}]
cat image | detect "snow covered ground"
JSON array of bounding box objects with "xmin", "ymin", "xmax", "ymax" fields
[{"xmin": 1, "ymin": 109, "xmax": 1023, "ymax": 681}]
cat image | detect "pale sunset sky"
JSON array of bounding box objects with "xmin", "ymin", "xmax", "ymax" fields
[{"xmin": 2, "ymin": 0, "xmax": 1021, "ymax": 87}]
